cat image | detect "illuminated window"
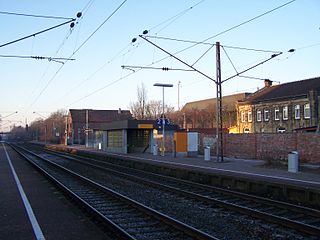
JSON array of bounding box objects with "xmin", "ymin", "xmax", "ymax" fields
[
  {"xmin": 241, "ymin": 111, "xmax": 246, "ymax": 122},
  {"xmin": 248, "ymin": 111, "xmax": 252, "ymax": 122}
]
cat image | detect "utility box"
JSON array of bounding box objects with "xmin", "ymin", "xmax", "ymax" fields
[
  {"xmin": 288, "ymin": 151, "xmax": 299, "ymax": 173},
  {"xmin": 187, "ymin": 132, "xmax": 198, "ymax": 157},
  {"xmin": 174, "ymin": 132, "xmax": 188, "ymax": 157}
]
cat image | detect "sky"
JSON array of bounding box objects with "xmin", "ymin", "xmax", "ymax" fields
[{"xmin": 0, "ymin": 0, "xmax": 319, "ymax": 131}]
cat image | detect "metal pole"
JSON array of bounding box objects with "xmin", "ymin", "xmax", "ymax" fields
[
  {"xmin": 162, "ymin": 86, "xmax": 165, "ymax": 156},
  {"xmin": 216, "ymin": 41, "xmax": 223, "ymax": 162},
  {"xmin": 216, "ymin": 79, "xmax": 219, "ymax": 161},
  {"xmin": 86, "ymin": 109, "xmax": 89, "ymax": 148},
  {"xmin": 178, "ymin": 81, "xmax": 181, "ymax": 110},
  {"xmin": 154, "ymin": 83, "xmax": 173, "ymax": 156},
  {"xmin": 65, "ymin": 113, "xmax": 68, "ymax": 146},
  {"xmin": 45, "ymin": 125, "xmax": 47, "ymax": 145}
]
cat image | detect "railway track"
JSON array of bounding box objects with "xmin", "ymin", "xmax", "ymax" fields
[
  {"xmin": 38, "ymin": 145, "xmax": 320, "ymax": 237},
  {"xmin": 11, "ymin": 143, "xmax": 218, "ymax": 240}
]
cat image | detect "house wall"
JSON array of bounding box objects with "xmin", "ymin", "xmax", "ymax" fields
[
  {"xmin": 253, "ymin": 98, "xmax": 312, "ymax": 133},
  {"xmin": 238, "ymin": 97, "xmax": 317, "ymax": 133},
  {"xmin": 237, "ymin": 104, "xmax": 254, "ymax": 133},
  {"xmin": 237, "ymin": 90, "xmax": 319, "ymax": 134}
]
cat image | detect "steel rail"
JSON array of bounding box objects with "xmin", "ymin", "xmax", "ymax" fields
[
  {"xmin": 10, "ymin": 143, "xmax": 219, "ymax": 240},
  {"xmin": 42, "ymin": 146, "xmax": 320, "ymax": 237}
]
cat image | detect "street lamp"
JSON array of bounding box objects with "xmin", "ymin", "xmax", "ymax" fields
[
  {"xmin": 33, "ymin": 111, "xmax": 47, "ymax": 145},
  {"xmin": 154, "ymin": 83, "xmax": 173, "ymax": 156}
]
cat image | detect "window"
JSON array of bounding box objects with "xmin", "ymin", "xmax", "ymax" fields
[
  {"xmin": 241, "ymin": 111, "xmax": 246, "ymax": 122},
  {"xmin": 304, "ymin": 103, "xmax": 310, "ymax": 119},
  {"xmin": 294, "ymin": 105, "xmax": 300, "ymax": 119},
  {"xmin": 248, "ymin": 111, "xmax": 252, "ymax": 122},
  {"xmin": 257, "ymin": 110, "xmax": 262, "ymax": 122},
  {"xmin": 264, "ymin": 109, "xmax": 269, "ymax": 121},
  {"xmin": 129, "ymin": 130, "xmax": 150, "ymax": 147},
  {"xmin": 283, "ymin": 106, "xmax": 288, "ymax": 120},
  {"xmin": 107, "ymin": 130, "xmax": 123, "ymax": 148},
  {"xmin": 274, "ymin": 108, "xmax": 280, "ymax": 120}
]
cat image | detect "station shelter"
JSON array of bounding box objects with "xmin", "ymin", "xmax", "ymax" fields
[{"xmin": 90, "ymin": 120, "xmax": 157, "ymax": 154}]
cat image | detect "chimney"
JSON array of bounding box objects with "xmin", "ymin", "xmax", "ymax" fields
[
  {"xmin": 264, "ymin": 79, "xmax": 273, "ymax": 87},
  {"xmin": 118, "ymin": 108, "xmax": 122, "ymax": 114}
]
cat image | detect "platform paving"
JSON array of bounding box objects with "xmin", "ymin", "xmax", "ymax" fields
[
  {"xmin": 62, "ymin": 143, "xmax": 320, "ymax": 189},
  {"xmin": 0, "ymin": 143, "xmax": 112, "ymax": 240}
]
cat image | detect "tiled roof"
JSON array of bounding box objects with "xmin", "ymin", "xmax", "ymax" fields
[
  {"xmin": 182, "ymin": 93, "xmax": 250, "ymax": 111},
  {"xmin": 240, "ymin": 77, "xmax": 320, "ymax": 104},
  {"xmin": 69, "ymin": 109, "xmax": 132, "ymax": 123}
]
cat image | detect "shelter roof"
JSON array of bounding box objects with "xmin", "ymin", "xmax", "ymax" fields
[{"xmin": 69, "ymin": 109, "xmax": 132, "ymax": 123}]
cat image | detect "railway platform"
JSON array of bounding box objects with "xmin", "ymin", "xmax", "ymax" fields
[
  {"xmin": 60, "ymin": 143, "xmax": 320, "ymax": 188},
  {"xmin": 47, "ymin": 143, "xmax": 320, "ymax": 207},
  {"xmin": 0, "ymin": 142, "xmax": 113, "ymax": 240}
]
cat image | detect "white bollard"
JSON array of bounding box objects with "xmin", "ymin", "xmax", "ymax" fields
[
  {"xmin": 288, "ymin": 151, "xmax": 299, "ymax": 173},
  {"xmin": 153, "ymin": 144, "xmax": 158, "ymax": 156},
  {"xmin": 204, "ymin": 146, "xmax": 210, "ymax": 161}
]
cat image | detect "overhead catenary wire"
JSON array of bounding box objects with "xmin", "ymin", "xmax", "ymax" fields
[
  {"xmin": 146, "ymin": 35, "xmax": 282, "ymax": 54},
  {"xmin": 121, "ymin": 65, "xmax": 196, "ymax": 72},
  {"xmin": 0, "ymin": 19, "xmax": 76, "ymax": 49},
  {"xmin": 149, "ymin": 0, "xmax": 205, "ymax": 33},
  {"xmin": 0, "ymin": 54, "xmax": 75, "ymax": 63},
  {"xmin": 55, "ymin": 0, "xmax": 295, "ymax": 109},
  {"xmin": 0, "ymin": 10, "xmax": 74, "ymax": 20},
  {"xmin": 222, "ymin": 52, "xmax": 283, "ymax": 83},
  {"xmin": 64, "ymin": 70, "xmax": 137, "ymax": 108},
  {"xmin": 71, "ymin": 0, "xmax": 127, "ymax": 56},
  {"xmin": 142, "ymin": 0, "xmax": 295, "ymax": 65},
  {"xmin": 191, "ymin": 44, "xmax": 215, "ymax": 67},
  {"xmin": 23, "ymin": 11, "xmax": 84, "ymax": 115},
  {"xmin": 221, "ymin": 46, "xmax": 238, "ymax": 74},
  {"xmin": 81, "ymin": 0, "xmax": 95, "ymax": 14},
  {"xmin": 129, "ymin": 0, "xmax": 295, "ymax": 93},
  {"xmin": 191, "ymin": 0, "xmax": 296, "ymax": 49},
  {"xmin": 26, "ymin": 0, "xmax": 128, "ymax": 111},
  {"xmin": 53, "ymin": 1, "xmax": 203, "ymax": 108}
]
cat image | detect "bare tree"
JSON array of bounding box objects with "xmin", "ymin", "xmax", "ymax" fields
[
  {"xmin": 146, "ymin": 100, "xmax": 162, "ymax": 119},
  {"xmin": 129, "ymin": 83, "xmax": 175, "ymax": 120},
  {"xmin": 129, "ymin": 83, "xmax": 148, "ymax": 119},
  {"xmin": 28, "ymin": 109, "xmax": 66, "ymax": 143}
]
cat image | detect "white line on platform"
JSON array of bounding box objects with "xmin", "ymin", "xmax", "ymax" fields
[{"xmin": 3, "ymin": 144, "xmax": 45, "ymax": 240}]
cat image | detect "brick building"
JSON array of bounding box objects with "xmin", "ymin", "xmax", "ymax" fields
[
  {"xmin": 237, "ymin": 77, "xmax": 320, "ymax": 133},
  {"xmin": 67, "ymin": 109, "xmax": 132, "ymax": 145},
  {"xmin": 182, "ymin": 93, "xmax": 250, "ymax": 129}
]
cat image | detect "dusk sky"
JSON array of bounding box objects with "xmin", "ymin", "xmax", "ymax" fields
[{"xmin": 0, "ymin": 0, "xmax": 319, "ymax": 131}]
